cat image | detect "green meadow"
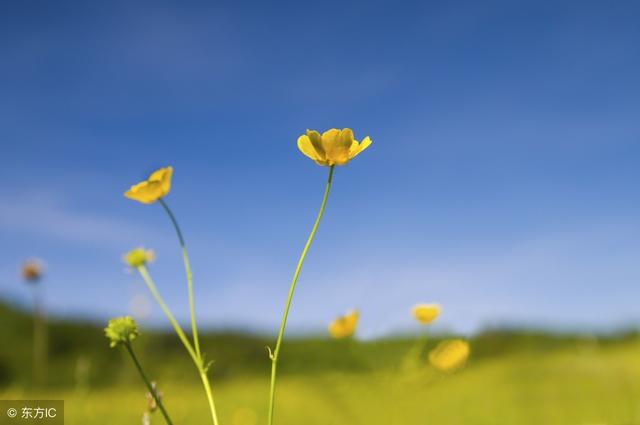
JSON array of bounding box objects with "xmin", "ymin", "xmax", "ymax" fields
[{"xmin": 2, "ymin": 303, "xmax": 640, "ymax": 424}]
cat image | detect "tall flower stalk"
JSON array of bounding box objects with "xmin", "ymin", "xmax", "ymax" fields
[
  {"xmin": 22, "ymin": 260, "xmax": 47, "ymax": 387},
  {"xmin": 267, "ymin": 128, "xmax": 372, "ymax": 425},
  {"xmin": 158, "ymin": 198, "xmax": 200, "ymax": 356},
  {"xmin": 402, "ymin": 303, "xmax": 441, "ymax": 372},
  {"xmin": 124, "ymin": 167, "xmax": 219, "ymax": 425},
  {"xmin": 105, "ymin": 317, "xmax": 174, "ymax": 425},
  {"xmin": 267, "ymin": 165, "xmax": 333, "ymax": 424},
  {"xmin": 135, "ymin": 262, "xmax": 219, "ymax": 424}
]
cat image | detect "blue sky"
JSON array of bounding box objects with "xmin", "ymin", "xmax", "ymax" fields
[{"xmin": 1, "ymin": 0, "xmax": 639, "ymax": 336}]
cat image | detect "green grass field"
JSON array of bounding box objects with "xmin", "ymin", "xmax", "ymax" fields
[{"xmin": 4, "ymin": 337, "xmax": 640, "ymax": 425}]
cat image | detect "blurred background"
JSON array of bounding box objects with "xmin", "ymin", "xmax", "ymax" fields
[{"xmin": 1, "ymin": 0, "xmax": 639, "ymax": 423}]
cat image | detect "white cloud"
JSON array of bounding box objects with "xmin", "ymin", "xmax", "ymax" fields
[
  {"xmin": 187, "ymin": 217, "xmax": 640, "ymax": 336},
  {"xmin": 0, "ymin": 190, "xmax": 144, "ymax": 247}
]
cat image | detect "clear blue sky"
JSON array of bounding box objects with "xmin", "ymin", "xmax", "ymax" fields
[{"xmin": 1, "ymin": 0, "xmax": 639, "ymax": 336}]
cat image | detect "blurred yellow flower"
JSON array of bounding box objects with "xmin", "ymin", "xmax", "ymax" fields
[
  {"xmin": 412, "ymin": 303, "xmax": 441, "ymax": 325},
  {"xmin": 328, "ymin": 310, "xmax": 359, "ymax": 339},
  {"xmin": 428, "ymin": 339, "xmax": 470, "ymax": 372},
  {"xmin": 124, "ymin": 167, "xmax": 173, "ymax": 204},
  {"xmin": 21, "ymin": 260, "xmax": 43, "ymax": 283},
  {"xmin": 124, "ymin": 248, "xmax": 155, "ymax": 268},
  {"xmin": 297, "ymin": 128, "xmax": 372, "ymax": 166}
]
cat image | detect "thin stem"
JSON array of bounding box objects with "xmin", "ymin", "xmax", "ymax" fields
[
  {"xmin": 392, "ymin": 330, "xmax": 430, "ymax": 424},
  {"xmin": 400, "ymin": 331, "xmax": 429, "ymax": 373},
  {"xmin": 199, "ymin": 370, "xmax": 221, "ymax": 425},
  {"xmin": 31, "ymin": 287, "xmax": 47, "ymax": 387},
  {"xmin": 159, "ymin": 198, "xmax": 201, "ymax": 359},
  {"xmin": 268, "ymin": 165, "xmax": 335, "ymax": 425},
  {"xmin": 124, "ymin": 342, "xmax": 174, "ymax": 425},
  {"xmin": 136, "ymin": 265, "xmax": 219, "ymax": 425},
  {"xmin": 137, "ymin": 265, "xmax": 199, "ymax": 365}
]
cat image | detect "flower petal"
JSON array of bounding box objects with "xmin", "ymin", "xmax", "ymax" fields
[
  {"xmin": 321, "ymin": 128, "xmax": 340, "ymax": 150},
  {"xmin": 149, "ymin": 167, "xmax": 169, "ymax": 182},
  {"xmin": 306, "ymin": 130, "xmax": 326, "ymax": 161},
  {"xmin": 339, "ymin": 128, "xmax": 355, "ymax": 145},
  {"xmin": 125, "ymin": 167, "xmax": 173, "ymax": 204},
  {"xmin": 297, "ymin": 135, "xmax": 321, "ymax": 161},
  {"xmin": 412, "ymin": 303, "xmax": 441, "ymax": 324},
  {"xmin": 349, "ymin": 136, "xmax": 372, "ymax": 160},
  {"xmin": 157, "ymin": 167, "xmax": 173, "ymax": 194},
  {"xmin": 328, "ymin": 310, "xmax": 359, "ymax": 339},
  {"xmin": 124, "ymin": 181, "xmax": 163, "ymax": 204},
  {"xmin": 429, "ymin": 339, "xmax": 470, "ymax": 372},
  {"xmin": 322, "ymin": 128, "xmax": 352, "ymax": 165}
]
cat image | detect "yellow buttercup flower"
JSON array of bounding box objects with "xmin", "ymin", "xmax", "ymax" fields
[
  {"xmin": 124, "ymin": 248, "xmax": 155, "ymax": 268},
  {"xmin": 428, "ymin": 339, "xmax": 470, "ymax": 372},
  {"xmin": 124, "ymin": 167, "xmax": 173, "ymax": 204},
  {"xmin": 412, "ymin": 303, "xmax": 441, "ymax": 325},
  {"xmin": 328, "ymin": 310, "xmax": 359, "ymax": 339},
  {"xmin": 297, "ymin": 128, "xmax": 372, "ymax": 166}
]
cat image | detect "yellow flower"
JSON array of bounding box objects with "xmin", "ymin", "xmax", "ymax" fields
[
  {"xmin": 412, "ymin": 303, "xmax": 441, "ymax": 325},
  {"xmin": 428, "ymin": 339, "xmax": 470, "ymax": 372},
  {"xmin": 104, "ymin": 316, "xmax": 139, "ymax": 348},
  {"xmin": 328, "ymin": 310, "xmax": 359, "ymax": 339},
  {"xmin": 21, "ymin": 260, "xmax": 43, "ymax": 283},
  {"xmin": 297, "ymin": 128, "xmax": 372, "ymax": 166},
  {"xmin": 124, "ymin": 248, "xmax": 155, "ymax": 268},
  {"xmin": 124, "ymin": 167, "xmax": 173, "ymax": 204}
]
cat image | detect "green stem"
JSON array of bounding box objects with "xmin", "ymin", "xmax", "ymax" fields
[
  {"xmin": 199, "ymin": 370, "xmax": 221, "ymax": 425},
  {"xmin": 268, "ymin": 165, "xmax": 335, "ymax": 425},
  {"xmin": 159, "ymin": 198, "xmax": 201, "ymax": 359},
  {"xmin": 401, "ymin": 332, "xmax": 429, "ymax": 373},
  {"xmin": 124, "ymin": 342, "xmax": 174, "ymax": 425},
  {"xmin": 136, "ymin": 265, "xmax": 219, "ymax": 425},
  {"xmin": 136, "ymin": 265, "xmax": 199, "ymax": 365},
  {"xmin": 32, "ymin": 287, "xmax": 47, "ymax": 387}
]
